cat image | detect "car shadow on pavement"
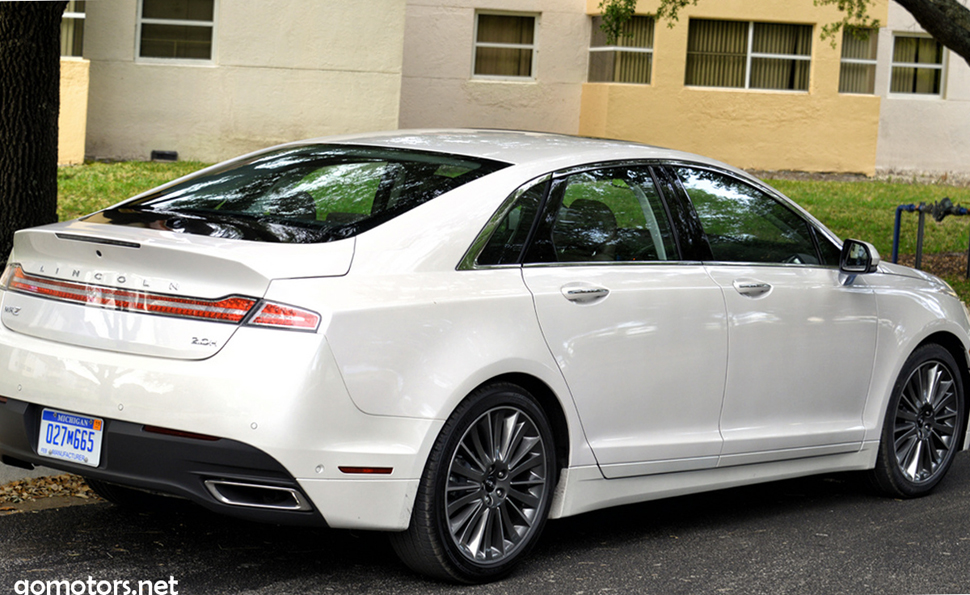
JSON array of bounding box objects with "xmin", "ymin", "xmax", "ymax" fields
[{"xmin": 3, "ymin": 455, "xmax": 970, "ymax": 594}]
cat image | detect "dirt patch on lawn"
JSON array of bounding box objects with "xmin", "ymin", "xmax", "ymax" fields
[
  {"xmin": 895, "ymin": 252, "xmax": 969, "ymax": 279},
  {"xmin": 749, "ymin": 169, "xmax": 970, "ymax": 187}
]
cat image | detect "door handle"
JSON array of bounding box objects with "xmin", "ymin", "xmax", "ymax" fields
[
  {"xmin": 733, "ymin": 279, "xmax": 772, "ymax": 297},
  {"xmin": 561, "ymin": 283, "xmax": 610, "ymax": 303}
]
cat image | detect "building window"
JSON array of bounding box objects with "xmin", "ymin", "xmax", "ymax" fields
[
  {"xmin": 891, "ymin": 35, "xmax": 943, "ymax": 94},
  {"xmin": 473, "ymin": 13, "xmax": 537, "ymax": 78},
  {"xmin": 685, "ymin": 20, "xmax": 812, "ymax": 91},
  {"xmin": 61, "ymin": 1, "xmax": 85, "ymax": 57},
  {"xmin": 138, "ymin": 0, "xmax": 215, "ymax": 60},
  {"xmin": 839, "ymin": 28, "xmax": 878, "ymax": 94},
  {"xmin": 589, "ymin": 15, "xmax": 654, "ymax": 84}
]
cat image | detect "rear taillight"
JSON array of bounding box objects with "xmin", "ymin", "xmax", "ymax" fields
[
  {"xmin": 4, "ymin": 264, "xmax": 255, "ymax": 323},
  {"xmin": 248, "ymin": 301, "xmax": 321, "ymax": 330},
  {"xmin": 2, "ymin": 264, "xmax": 320, "ymax": 331}
]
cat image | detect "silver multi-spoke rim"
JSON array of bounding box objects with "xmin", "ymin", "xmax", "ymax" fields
[
  {"xmin": 894, "ymin": 360, "xmax": 959, "ymax": 483},
  {"xmin": 445, "ymin": 406, "xmax": 548, "ymax": 565}
]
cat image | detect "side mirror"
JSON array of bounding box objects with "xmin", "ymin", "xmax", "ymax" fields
[{"xmin": 840, "ymin": 239, "xmax": 880, "ymax": 274}]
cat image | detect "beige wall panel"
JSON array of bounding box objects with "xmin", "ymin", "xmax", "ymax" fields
[
  {"xmin": 401, "ymin": 78, "xmax": 583, "ymax": 133},
  {"xmin": 219, "ymin": 0, "xmax": 404, "ymax": 72},
  {"xmin": 581, "ymin": 84, "xmax": 880, "ymax": 173},
  {"xmin": 400, "ymin": 0, "xmax": 587, "ymax": 133},
  {"xmin": 876, "ymin": 1, "xmax": 970, "ymax": 173},
  {"xmin": 580, "ymin": 0, "xmax": 886, "ymax": 173},
  {"xmin": 585, "ymin": 0, "xmax": 878, "ymax": 22},
  {"xmin": 86, "ymin": 62, "xmax": 401, "ymax": 162},
  {"xmin": 83, "ymin": 0, "xmax": 405, "ymax": 162},
  {"xmin": 401, "ymin": 5, "xmax": 474, "ymax": 80},
  {"xmin": 83, "ymin": 0, "xmax": 137, "ymax": 62},
  {"xmin": 58, "ymin": 59, "xmax": 90, "ymax": 165}
]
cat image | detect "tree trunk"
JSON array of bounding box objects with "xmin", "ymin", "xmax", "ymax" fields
[
  {"xmin": 893, "ymin": 0, "xmax": 970, "ymax": 68},
  {"xmin": 0, "ymin": 2, "xmax": 66, "ymax": 264}
]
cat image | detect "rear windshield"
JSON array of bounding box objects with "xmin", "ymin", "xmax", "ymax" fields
[{"xmin": 85, "ymin": 145, "xmax": 509, "ymax": 243}]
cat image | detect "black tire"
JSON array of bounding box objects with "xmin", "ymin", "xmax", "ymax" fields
[
  {"xmin": 85, "ymin": 478, "xmax": 185, "ymax": 511},
  {"xmin": 870, "ymin": 343, "xmax": 965, "ymax": 498},
  {"xmin": 389, "ymin": 382, "xmax": 557, "ymax": 583}
]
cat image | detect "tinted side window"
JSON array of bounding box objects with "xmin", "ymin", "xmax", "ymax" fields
[
  {"xmin": 814, "ymin": 230, "xmax": 843, "ymax": 266},
  {"xmin": 526, "ymin": 166, "xmax": 677, "ymax": 263},
  {"xmin": 477, "ymin": 178, "xmax": 547, "ymax": 266},
  {"xmin": 676, "ymin": 167, "xmax": 819, "ymax": 265}
]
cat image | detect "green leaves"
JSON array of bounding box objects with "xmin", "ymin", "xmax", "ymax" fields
[{"xmin": 598, "ymin": 0, "xmax": 639, "ymax": 44}]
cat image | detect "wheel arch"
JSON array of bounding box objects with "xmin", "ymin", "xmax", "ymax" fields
[
  {"xmin": 475, "ymin": 373, "xmax": 571, "ymax": 479},
  {"xmin": 917, "ymin": 331, "xmax": 970, "ymax": 448}
]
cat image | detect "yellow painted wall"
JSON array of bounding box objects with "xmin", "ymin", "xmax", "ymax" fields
[
  {"xmin": 58, "ymin": 58, "xmax": 89, "ymax": 165},
  {"xmin": 581, "ymin": 0, "xmax": 887, "ymax": 174}
]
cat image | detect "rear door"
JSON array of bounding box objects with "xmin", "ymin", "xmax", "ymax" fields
[
  {"xmin": 670, "ymin": 166, "xmax": 878, "ymax": 465},
  {"xmin": 517, "ymin": 164, "xmax": 728, "ymax": 478}
]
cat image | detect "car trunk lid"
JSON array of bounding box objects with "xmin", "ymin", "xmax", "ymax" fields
[{"xmin": 1, "ymin": 222, "xmax": 352, "ymax": 360}]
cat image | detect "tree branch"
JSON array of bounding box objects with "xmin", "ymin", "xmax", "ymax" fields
[{"xmin": 893, "ymin": 0, "xmax": 970, "ymax": 67}]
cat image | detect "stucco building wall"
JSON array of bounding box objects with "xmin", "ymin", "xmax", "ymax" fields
[
  {"xmin": 83, "ymin": 0, "xmax": 406, "ymax": 163},
  {"xmin": 58, "ymin": 58, "xmax": 89, "ymax": 165},
  {"xmin": 579, "ymin": 0, "xmax": 886, "ymax": 175},
  {"xmin": 875, "ymin": 2, "xmax": 970, "ymax": 174},
  {"xmin": 398, "ymin": 0, "xmax": 588, "ymax": 134}
]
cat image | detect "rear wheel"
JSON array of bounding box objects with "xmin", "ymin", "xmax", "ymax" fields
[
  {"xmin": 389, "ymin": 382, "xmax": 556, "ymax": 583},
  {"xmin": 871, "ymin": 344, "xmax": 965, "ymax": 498}
]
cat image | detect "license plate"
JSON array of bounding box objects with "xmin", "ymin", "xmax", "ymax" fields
[{"xmin": 38, "ymin": 408, "xmax": 103, "ymax": 467}]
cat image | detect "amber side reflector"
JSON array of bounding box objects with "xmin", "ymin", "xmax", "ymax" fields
[
  {"xmin": 143, "ymin": 425, "xmax": 220, "ymax": 441},
  {"xmin": 0, "ymin": 396, "xmax": 7, "ymax": 404},
  {"xmin": 338, "ymin": 466, "xmax": 393, "ymax": 475}
]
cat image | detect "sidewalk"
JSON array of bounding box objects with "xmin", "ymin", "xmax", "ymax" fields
[{"xmin": 0, "ymin": 463, "xmax": 57, "ymax": 485}]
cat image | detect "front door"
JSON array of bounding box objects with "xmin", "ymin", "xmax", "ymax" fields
[
  {"xmin": 521, "ymin": 165, "xmax": 729, "ymax": 478},
  {"xmin": 673, "ymin": 166, "xmax": 879, "ymax": 464}
]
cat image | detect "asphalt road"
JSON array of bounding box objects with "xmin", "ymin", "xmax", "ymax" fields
[{"xmin": 5, "ymin": 455, "xmax": 970, "ymax": 595}]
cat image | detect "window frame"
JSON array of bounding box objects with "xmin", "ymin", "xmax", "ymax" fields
[
  {"xmin": 685, "ymin": 19, "xmax": 813, "ymax": 92},
  {"xmin": 135, "ymin": 0, "xmax": 218, "ymax": 64},
  {"xmin": 61, "ymin": 1, "xmax": 85, "ymax": 58},
  {"xmin": 889, "ymin": 33, "xmax": 946, "ymax": 97},
  {"xmin": 838, "ymin": 28, "xmax": 878, "ymax": 94},
  {"xmin": 472, "ymin": 11, "xmax": 539, "ymax": 80},
  {"xmin": 588, "ymin": 15, "xmax": 655, "ymax": 85}
]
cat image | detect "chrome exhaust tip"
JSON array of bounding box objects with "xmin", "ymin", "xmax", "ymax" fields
[{"xmin": 204, "ymin": 479, "xmax": 311, "ymax": 511}]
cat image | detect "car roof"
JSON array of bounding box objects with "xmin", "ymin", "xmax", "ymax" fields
[{"xmin": 295, "ymin": 129, "xmax": 738, "ymax": 173}]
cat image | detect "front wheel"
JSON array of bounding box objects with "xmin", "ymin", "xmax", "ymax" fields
[
  {"xmin": 389, "ymin": 382, "xmax": 557, "ymax": 583},
  {"xmin": 870, "ymin": 344, "xmax": 965, "ymax": 498}
]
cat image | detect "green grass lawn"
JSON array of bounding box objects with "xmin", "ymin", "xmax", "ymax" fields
[
  {"xmin": 58, "ymin": 161, "xmax": 970, "ymax": 302},
  {"xmin": 57, "ymin": 160, "xmax": 208, "ymax": 221}
]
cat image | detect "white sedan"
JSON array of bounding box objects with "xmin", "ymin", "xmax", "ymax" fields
[{"xmin": 1, "ymin": 130, "xmax": 968, "ymax": 582}]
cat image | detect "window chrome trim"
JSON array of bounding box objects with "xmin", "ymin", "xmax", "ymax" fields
[{"xmin": 458, "ymin": 174, "xmax": 550, "ymax": 271}]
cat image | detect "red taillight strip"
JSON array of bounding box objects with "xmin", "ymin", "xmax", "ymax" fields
[
  {"xmin": 6, "ymin": 265, "xmax": 256, "ymax": 323},
  {"xmin": 338, "ymin": 466, "xmax": 394, "ymax": 475}
]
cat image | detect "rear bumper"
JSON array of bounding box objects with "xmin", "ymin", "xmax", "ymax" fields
[
  {"xmin": 0, "ymin": 397, "xmax": 325, "ymax": 526},
  {"xmin": 0, "ymin": 320, "xmax": 441, "ymax": 531}
]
